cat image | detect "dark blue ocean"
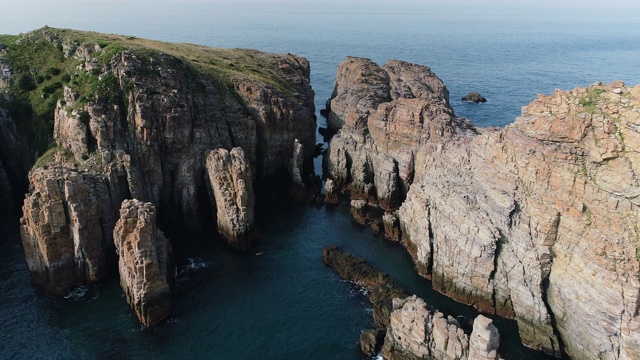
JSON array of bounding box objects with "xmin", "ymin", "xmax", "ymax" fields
[{"xmin": 2, "ymin": 2, "xmax": 640, "ymax": 359}]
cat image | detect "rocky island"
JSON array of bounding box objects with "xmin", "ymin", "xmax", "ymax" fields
[
  {"xmin": 324, "ymin": 56, "xmax": 640, "ymax": 359},
  {"xmin": 0, "ymin": 27, "xmax": 316, "ymax": 322}
]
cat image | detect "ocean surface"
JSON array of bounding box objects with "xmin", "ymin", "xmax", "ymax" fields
[{"xmin": 2, "ymin": 2, "xmax": 640, "ymax": 359}]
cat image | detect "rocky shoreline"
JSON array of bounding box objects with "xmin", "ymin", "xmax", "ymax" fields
[
  {"xmin": 0, "ymin": 27, "xmax": 638, "ymax": 359},
  {"xmin": 322, "ymin": 56, "xmax": 640, "ymax": 359},
  {"xmin": 322, "ymin": 245, "xmax": 502, "ymax": 360}
]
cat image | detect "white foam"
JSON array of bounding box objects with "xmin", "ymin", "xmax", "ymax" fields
[{"xmin": 64, "ymin": 285, "xmax": 90, "ymax": 300}]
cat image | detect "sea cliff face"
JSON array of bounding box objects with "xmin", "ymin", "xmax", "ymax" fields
[
  {"xmin": 4, "ymin": 27, "xmax": 316, "ymax": 296},
  {"xmin": 325, "ymin": 57, "xmax": 640, "ymax": 359}
]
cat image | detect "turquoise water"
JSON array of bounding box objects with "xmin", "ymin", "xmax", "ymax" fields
[{"xmin": 2, "ymin": 2, "xmax": 640, "ymax": 359}]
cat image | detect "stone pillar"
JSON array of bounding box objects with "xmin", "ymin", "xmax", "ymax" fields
[
  {"xmin": 205, "ymin": 147, "xmax": 257, "ymax": 250},
  {"xmin": 113, "ymin": 199, "xmax": 173, "ymax": 327}
]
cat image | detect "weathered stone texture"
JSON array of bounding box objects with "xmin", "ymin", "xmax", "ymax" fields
[
  {"xmin": 205, "ymin": 147, "xmax": 256, "ymax": 250},
  {"xmin": 20, "ymin": 167, "xmax": 107, "ymax": 295},
  {"xmin": 326, "ymin": 55, "xmax": 640, "ymax": 360},
  {"xmin": 19, "ymin": 30, "xmax": 316, "ymax": 293},
  {"xmin": 113, "ymin": 199, "xmax": 173, "ymax": 327}
]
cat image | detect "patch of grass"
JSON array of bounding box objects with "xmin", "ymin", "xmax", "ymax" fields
[{"xmin": 578, "ymin": 87, "xmax": 606, "ymax": 114}]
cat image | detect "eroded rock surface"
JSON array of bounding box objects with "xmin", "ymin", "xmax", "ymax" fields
[
  {"xmin": 326, "ymin": 57, "xmax": 475, "ymax": 209},
  {"xmin": 205, "ymin": 147, "xmax": 256, "ymax": 250},
  {"xmin": 14, "ymin": 28, "xmax": 316, "ymax": 292},
  {"xmin": 20, "ymin": 167, "xmax": 108, "ymax": 295},
  {"xmin": 382, "ymin": 296, "xmax": 502, "ymax": 360},
  {"xmin": 113, "ymin": 199, "xmax": 173, "ymax": 327},
  {"xmin": 326, "ymin": 56, "xmax": 640, "ymax": 359}
]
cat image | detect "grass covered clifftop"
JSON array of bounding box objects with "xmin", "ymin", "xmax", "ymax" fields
[{"xmin": 0, "ymin": 26, "xmax": 311, "ymax": 154}]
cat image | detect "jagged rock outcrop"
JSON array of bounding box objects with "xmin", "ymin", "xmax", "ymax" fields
[
  {"xmin": 323, "ymin": 245, "xmax": 503, "ymax": 360},
  {"xmin": 9, "ymin": 28, "xmax": 316, "ymax": 292},
  {"xmin": 326, "ymin": 56, "xmax": 640, "ymax": 359},
  {"xmin": 19, "ymin": 167, "xmax": 108, "ymax": 295},
  {"xmin": 205, "ymin": 147, "xmax": 256, "ymax": 250},
  {"xmin": 113, "ymin": 199, "xmax": 173, "ymax": 327},
  {"xmin": 289, "ymin": 138, "xmax": 307, "ymax": 202},
  {"xmin": 382, "ymin": 295, "xmax": 470, "ymax": 360},
  {"xmin": 350, "ymin": 199, "xmax": 371, "ymax": 225},
  {"xmin": 326, "ymin": 57, "xmax": 475, "ymax": 209},
  {"xmin": 381, "ymin": 296, "xmax": 501, "ymax": 360}
]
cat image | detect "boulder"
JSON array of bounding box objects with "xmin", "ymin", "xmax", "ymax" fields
[{"xmin": 461, "ymin": 92, "xmax": 487, "ymax": 103}]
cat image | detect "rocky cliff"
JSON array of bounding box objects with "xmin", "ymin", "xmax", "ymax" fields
[
  {"xmin": 113, "ymin": 199, "xmax": 173, "ymax": 327},
  {"xmin": 325, "ymin": 57, "xmax": 640, "ymax": 359},
  {"xmin": 325, "ymin": 57, "xmax": 475, "ymax": 209},
  {"xmin": 6, "ymin": 27, "xmax": 316, "ymax": 294}
]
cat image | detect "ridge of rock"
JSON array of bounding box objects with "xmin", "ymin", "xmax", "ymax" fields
[
  {"xmin": 322, "ymin": 246, "xmax": 501, "ymax": 360},
  {"xmin": 325, "ymin": 56, "xmax": 640, "ymax": 359}
]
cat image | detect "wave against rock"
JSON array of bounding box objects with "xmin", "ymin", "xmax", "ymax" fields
[{"xmin": 325, "ymin": 56, "xmax": 640, "ymax": 359}]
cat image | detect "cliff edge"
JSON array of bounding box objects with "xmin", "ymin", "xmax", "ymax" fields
[
  {"xmin": 325, "ymin": 57, "xmax": 640, "ymax": 359},
  {"xmin": 3, "ymin": 27, "xmax": 316, "ymax": 294}
]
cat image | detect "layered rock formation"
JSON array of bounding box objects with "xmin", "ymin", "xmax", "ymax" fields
[
  {"xmin": 10, "ymin": 28, "xmax": 316, "ymax": 293},
  {"xmin": 382, "ymin": 296, "xmax": 501, "ymax": 360},
  {"xmin": 322, "ymin": 246, "xmax": 501, "ymax": 360},
  {"xmin": 326, "ymin": 57, "xmax": 475, "ymax": 209},
  {"xmin": 19, "ymin": 167, "xmax": 108, "ymax": 294},
  {"xmin": 113, "ymin": 199, "xmax": 173, "ymax": 327},
  {"xmin": 325, "ymin": 57, "xmax": 640, "ymax": 359},
  {"xmin": 205, "ymin": 147, "xmax": 256, "ymax": 250}
]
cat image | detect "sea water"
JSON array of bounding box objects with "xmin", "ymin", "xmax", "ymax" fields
[{"xmin": 1, "ymin": 2, "xmax": 640, "ymax": 359}]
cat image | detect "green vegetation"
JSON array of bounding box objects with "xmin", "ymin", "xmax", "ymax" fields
[
  {"xmin": 0, "ymin": 26, "xmax": 304, "ymax": 155},
  {"xmin": 578, "ymin": 87, "xmax": 606, "ymax": 114}
]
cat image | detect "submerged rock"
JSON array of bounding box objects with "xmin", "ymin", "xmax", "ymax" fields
[
  {"xmin": 205, "ymin": 147, "xmax": 257, "ymax": 251},
  {"xmin": 113, "ymin": 199, "xmax": 173, "ymax": 327}
]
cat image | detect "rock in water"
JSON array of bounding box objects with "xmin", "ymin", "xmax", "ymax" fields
[
  {"xmin": 468, "ymin": 316, "xmax": 501, "ymax": 360},
  {"xmin": 360, "ymin": 329, "xmax": 384, "ymax": 357},
  {"xmin": 350, "ymin": 199, "xmax": 371, "ymax": 225},
  {"xmin": 324, "ymin": 178, "xmax": 339, "ymax": 204},
  {"xmin": 20, "ymin": 167, "xmax": 107, "ymax": 295},
  {"xmin": 113, "ymin": 199, "xmax": 173, "ymax": 327},
  {"xmin": 381, "ymin": 295, "xmax": 470, "ymax": 360},
  {"xmin": 461, "ymin": 92, "xmax": 487, "ymax": 103},
  {"xmin": 205, "ymin": 147, "xmax": 257, "ymax": 250}
]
